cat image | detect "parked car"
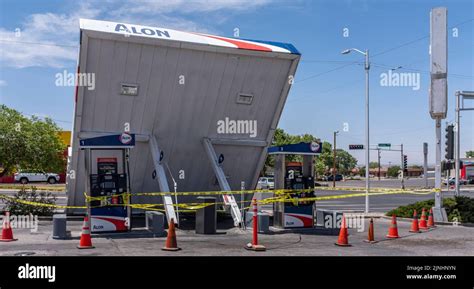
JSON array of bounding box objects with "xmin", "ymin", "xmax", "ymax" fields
[
  {"xmin": 443, "ymin": 177, "xmax": 467, "ymax": 186},
  {"xmin": 257, "ymin": 177, "xmax": 274, "ymax": 190},
  {"xmin": 14, "ymin": 171, "xmax": 60, "ymax": 184},
  {"xmin": 325, "ymin": 174, "xmax": 343, "ymax": 181}
]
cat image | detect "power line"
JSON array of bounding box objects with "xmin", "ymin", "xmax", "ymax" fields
[
  {"xmin": 295, "ymin": 17, "xmax": 474, "ymax": 83},
  {"xmin": 371, "ymin": 18, "xmax": 474, "ymax": 58},
  {"xmin": 371, "ymin": 62, "xmax": 473, "ymax": 79}
]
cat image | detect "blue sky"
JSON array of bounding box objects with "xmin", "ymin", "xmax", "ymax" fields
[{"xmin": 0, "ymin": 0, "xmax": 472, "ymax": 166}]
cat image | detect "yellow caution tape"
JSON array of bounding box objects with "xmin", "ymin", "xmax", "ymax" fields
[{"xmin": 0, "ymin": 186, "xmax": 440, "ymax": 212}]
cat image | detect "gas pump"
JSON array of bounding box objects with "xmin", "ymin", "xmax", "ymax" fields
[
  {"xmin": 268, "ymin": 142, "xmax": 321, "ymax": 229},
  {"xmin": 274, "ymin": 172, "xmax": 316, "ymax": 228},
  {"xmin": 90, "ymin": 157, "xmax": 129, "ymax": 232},
  {"xmin": 80, "ymin": 133, "xmax": 135, "ymax": 233}
]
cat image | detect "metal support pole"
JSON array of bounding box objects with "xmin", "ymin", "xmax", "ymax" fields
[
  {"xmin": 165, "ymin": 163, "xmax": 179, "ymax": 226},
  {"xmin": 365, "ymin": 49, "xmax": 370, "ymax": 214},
  {"xmin": 84, "ymin": 148, "xmax": 92, "ymax": 233},
  {"xmin": 124, "ymin": 148, "xmax": 132, "ymax": 230},
  {"xmin": 241, "ymin": 181, "xmax": 246, "ymax": 230},
  {"xmin": 435, "ymin": 119, "xmax": 442, "ymax": 210},
  {"xmin": 455, "ymin": 91, "xmax": 461, "ymax": 196}
]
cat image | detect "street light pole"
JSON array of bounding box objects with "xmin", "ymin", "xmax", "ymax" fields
[
  {"xmin": 364, "ymin": 49, "xmax": 370, "ymax": 213},
  {"xmin": 342, "ymin": 48, "xmax": 370, "ymax": 213}
]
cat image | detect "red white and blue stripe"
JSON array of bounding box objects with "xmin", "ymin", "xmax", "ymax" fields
[{"xmin": 80, "ymin": 19, "xmax": 300, "ymax": 55}]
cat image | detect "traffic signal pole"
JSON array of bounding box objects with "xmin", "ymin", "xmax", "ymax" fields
[
  {"xmin": 454, "ymin": 90, "xmax": 474, "ymax": 196},
  {"xmin": 455, "ymin": 93, "xmax": 460, "ymax": 196}
]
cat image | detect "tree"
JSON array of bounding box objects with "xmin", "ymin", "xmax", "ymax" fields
[
  {"xmin": 0, "ymin": 105, "xmax": 66, "ymax": 177},
  {"xmin": 369, "ymin": 162, "xmax": 379, "ymax": 169},
  {"xmin": 387, "ymin": 165, "xmax": 401, "ymax": 178},
  {"xmin": 408, "ymin": 165, "xmax": 422, "ymax": 169},
  {"xmin": 466, "ymin": 151, "xmax": 474, "ymax": 158}
]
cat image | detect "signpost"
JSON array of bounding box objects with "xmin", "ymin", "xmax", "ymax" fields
[
  {"xmin": 429, "ymin": 7, "xmax": 448, "ymax": 222},
  {"xmin": 378, "ymin": 143, "xmax": 391, "ymax": 148}
]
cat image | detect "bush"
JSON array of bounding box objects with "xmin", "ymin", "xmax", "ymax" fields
[
  {"xmin": 386, "ymin": 196, "xmax": 474, "ymax": 223},
  {"xmin": 2, "ymin": 186, "xmax": 57, "ymax": 216}
]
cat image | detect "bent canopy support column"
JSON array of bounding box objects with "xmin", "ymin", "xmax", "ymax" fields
[
  {"xmin": 203, "ymin": 138, "xmax": 242, "ymax": 226},
  {"xmin": 149, "ymin": 135, "xmax": 177, "ymax": 224}
]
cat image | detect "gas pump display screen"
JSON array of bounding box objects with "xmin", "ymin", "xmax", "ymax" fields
[
  {"xmin": 101, "ymin": 181, "xmax": 115, "ymax": 189},
  {"xmin": 97, "ymin": 158, "xmax": 118, "ymax": 175},
  {"xmin": 292, "ymin": 183, "xmax": 304, "ymax": 189}
]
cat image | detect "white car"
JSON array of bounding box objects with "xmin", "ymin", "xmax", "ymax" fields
[
  {"xmin": 257, "ymin": 177, "xmax": 274, "ymax": 190},
  {"xmin": 14, "ymin": 171, "xmax": 60, "ymax": 184}
]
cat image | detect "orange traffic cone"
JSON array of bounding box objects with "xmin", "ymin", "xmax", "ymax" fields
[
  {"xmin": 419, "ymin": 208, "xmax": 428, "ymax": 230},
  {"xmin": 0, "ymin": 212, "xmax": 17, "ymax": 242},
  {"xmin": 427, "ymin": 208, "xmax": 436, "ymax": 228},
  {"xmin": 162, "ymin": 218, "xmax": 181, "ymax": 251},
  {"xmin": 386, "ymin": 215, "xmax": 400, "ymax": 238},
  {"xmin": 335, "ymin": 215, "xmax": 351, "ymax": 246},
  {"xmin": 364, "ymin": 218, "xmax": 377, "ymax": 243},
  {"xmin": 77, "ymin": 217, "xmax": 94, "ymax": 249},
  {"xmin": 409, "ymin": 210, "xmax": 421, "ymax": 233}
]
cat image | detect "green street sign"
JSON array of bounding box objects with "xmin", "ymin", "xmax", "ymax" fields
[{"xmin": 378, "ymin": 143, "xmax": 391, "ymax": 147}]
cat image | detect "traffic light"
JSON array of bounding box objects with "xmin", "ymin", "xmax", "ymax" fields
[
  {"xmin": 403, "ymin": 155, "xmax": 408, "ymax": 172},
  {"xmin": 349, "ymin": 144, "xmax": 364, "ymax": 150},
  {"xmin": 445, "ymin": 124, "xmax": 454, "ymax": 160}
]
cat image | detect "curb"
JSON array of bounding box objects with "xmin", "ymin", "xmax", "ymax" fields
[{"xmin": 380, "ymin": 215, "xmax": 474, "ymax": 227}]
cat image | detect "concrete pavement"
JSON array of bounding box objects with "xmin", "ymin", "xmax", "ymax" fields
[{"xmin": 1, "ymin": 217, "xmax": 473, "ymax": 256}]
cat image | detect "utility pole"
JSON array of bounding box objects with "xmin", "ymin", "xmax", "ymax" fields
[
  {"xmin": 377, "ymin": 148, "xmax": 381, "ymax": 180},
  {"xmin": 333, "ymin": 131, "xmax": 339, "ymax": 188},
  {"xmin": 400, "ymin": 144, "xmax": 405, "ymax": 189}
]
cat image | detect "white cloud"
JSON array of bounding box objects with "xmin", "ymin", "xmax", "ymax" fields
[
  {"xmin": 110, "ymin": 0, "xmax": 270, "ymax": 15},
  {"xmin": 0, "ymin": 2, "xmax": 100, "ymax": 68},
  {"xmin": 0, "ymin": 0, "xmax": 273, "ymax": 68}
]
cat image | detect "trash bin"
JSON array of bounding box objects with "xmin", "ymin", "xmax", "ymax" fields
[
  {"xmin": 245, "ymin": 212, "xmax": 270, "ymax": 233},
  {"xmin": 52, "ymin": 214, "xmax": 67, "ymax": 239},
  {"xmin": 195, "ymin": 196, "xmax": 216, "ymax": 234},
  {"xmin": 145, "ymin": 211, "xmax": 165, "ymax": 237}
]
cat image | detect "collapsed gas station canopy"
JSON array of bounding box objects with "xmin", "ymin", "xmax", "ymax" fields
[{"xmin": 67, "ymin": 19, "xmax": 301, "ymax": 220}]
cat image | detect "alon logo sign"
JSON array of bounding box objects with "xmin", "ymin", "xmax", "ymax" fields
[
  {"xmin": 119, "ymin": 133, "xmax": 132, "ymax": 144},
  {"xmin": 115, "ymin": 24, "xmax": 170, "ymax": 38},
  {"xmin": 310, "ymin": 141, "xmax": 320, "ymax": 152}
]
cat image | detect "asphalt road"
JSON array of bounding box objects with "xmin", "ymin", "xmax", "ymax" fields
[
  {"xmin": 314, "ymin": 178, "xmax": 473, "ymax": 212},
  {"xmin": 1, "ymin": 178, "xmax": 473, "ymax": 214},
  {"xmin": 256, "ymin": 178, "xmax": 473, "ymax": 213}
]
